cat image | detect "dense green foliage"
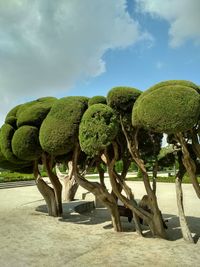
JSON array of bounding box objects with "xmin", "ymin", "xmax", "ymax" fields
[
  {"xmin": 0, "ymin": 124, "xmax": 26, "ymax": 164},
  {"xmin": 146, "ymin": 80, "xmax": 200, "ymax": 94},
  {"xmin": 107, "ymin": 86, "xmax": 141, "ymax": 114},
  {"xmin": 16, "ymin": 97, "xmax": 57, "ymax": 128},
  {"xmin": 79, "ymin": 104, "xmax": 119, "ymax": 156},
  {"xmin": 88, "ymin": 96, "xmax": 107, "ymax": 106},
  {"xmin": 5, "ymin": 104, "xmax": 22, "ymax": 128},
  {"xmin": 133, "ymin": 85, "xmax": 200, "ymax": 134},
  {"xmin": 0, "ymin": 146, "xmax": 32, "ymax": 173},
  {"xmin": 12, "ymin": 126, "xmax": 42, "ymax": 161},
  {"xmin": 39, "ymin": 96, "xmax": 88, "ymax": 156}
]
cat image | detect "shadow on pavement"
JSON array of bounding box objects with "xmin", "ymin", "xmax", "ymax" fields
[
  {"xmin": 163, "ymin": 214, "xmax": 200, "ymax": 243},
  {"xmin": 35, "ymin": 203, "xmax": 200, "ymax": 242}
]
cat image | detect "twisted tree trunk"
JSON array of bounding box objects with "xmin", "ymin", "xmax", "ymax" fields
[
  {"xmin": 175, "ymin": 151, "xmax": 194, "ymax": 243},
  {"xmin": 56, "ymin": 162, "xmax": 78, "ymax": 202},
  {"xmin": 43, "ymin": 154, "xmax": 63, "ymax": 216},
  {"xmin": 176, "ymin": 133, "xmax": 200, "ymax": 198},
  {"xmin": 120, "ymin": 119, "xmax": 167, "ymax": 239},
  {"xmin": 73, "ymin": 144, "xmax": 122, "ymax": 232},
  {"xmin": 33, "ymin": 161, "xmax": 58, "ymax": 216}
]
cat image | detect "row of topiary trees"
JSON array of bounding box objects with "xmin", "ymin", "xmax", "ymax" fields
[{"xmin": 0, "ymin": 80, "xmax": 200, "ymax": 243}]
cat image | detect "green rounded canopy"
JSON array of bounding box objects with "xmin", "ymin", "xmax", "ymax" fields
[
  {"xmin": 0, "ymin": 124, "xmax": 27, "ymax": 164},
  {"xmin": 133, "ymin": 83, "xmax": 200, "ymax": 134},
  {"xmin": 16, "ymin": 97, "xmax": 57, "ymax": 128},
  {"xmin": 12, "ymin": 125, "xmax": 42, "ymax": 161},
  {"xmin": 79, "ymin": 103, "xmax": 119, "ymax": 156},
  {"xmin": 39, "ymin": 96, "xmax": 88, "ymax": 156},
  {"xmin": 88, "ymin": 96, "xmax": 107, "ymax": 106},
  {"xmin": 107, "ymin": 86, "xmax": 141, "ymax": 114}
]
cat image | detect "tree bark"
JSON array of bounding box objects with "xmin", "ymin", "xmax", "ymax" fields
[
  {"xmin": 120, "ymin": 118, "xmax": 167, "ymax": 239},
  {"xmin": 152, "ymin": 160, "xmax": 158, "ymax": 194},
  {"xmin": 56, "ymin": 162, "xmax": 79, "ymax": 202},
  {"xmin": 175, "ymin": 154, "xmax": 194, "ymax": 243},
  {"xmin": 96, "ymin": 160, "xmax": 106, "ymax": 188},
  {"xmin": 73, "ymin": 144, "xmax": 122, "ymax": 232},
  {"xmin": 33, "ymin": 161, "xmax": 58, "ymax": 216},
  {"xmin": 176, "ymin": 133, "xmax": 200, "ymax": 198},
  {"xmin": 43, "ymin": 154, "xmax": 63, "ymax": 216},
  {"xmin": 175, "ymin": 177, "xmax": 194, "ymax": 243}
]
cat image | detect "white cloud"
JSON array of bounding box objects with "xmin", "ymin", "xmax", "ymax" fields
[
  {"xmin": 0, "ymin": 0, "xmax": 148, "ymax": 126},
  {"xmin": 136, "ymin": 0, "xmax": 200, "ymax": 47}
]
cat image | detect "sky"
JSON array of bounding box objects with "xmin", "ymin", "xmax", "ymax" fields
[{"xmin": 0, "ymin": 0, "xmax": 200, "ymax": 126}]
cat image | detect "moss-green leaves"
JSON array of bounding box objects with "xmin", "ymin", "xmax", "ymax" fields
[
  {"xmin": 12, "ymin": 126, "xmax": 42, "ymax": 161},
  {"xmin": 16, "ymin": 97, "xmax": 57, "ymax": 128},
  {"xmin": 79, "ymin": 104, "xmax": 119, "ymax": 156},
  {"xmin": 0, "ymin": 124, "xmax": 25, "ymax": 164},
  {"xmin": 39, "ymin": 96, "xmax": 88, "ymax": 156},
  {"xmin": 107, "ymin": 86, "xmax": 141, "ymax": 114},
  {"xmin": 133, "ymin": 82, "xmax": 200, "ymax": 134},
  {"xmin": 88, "ymin": 96, "xmax": 107, "ymax": 106}
]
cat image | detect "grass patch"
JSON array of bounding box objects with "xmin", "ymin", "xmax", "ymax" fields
[
  {"xmin": 1, "ymin": 171, "xmax": 200, "ymax": 184},
  {"xmin": 126, "ymin": 176, "xmax": 200, "ymax": 184},
  {"xmin": 0, "ymin": 172, "xmax": 34, "ymax": 183},
  {"xmin": 87, "ymin": 174, "xmax": 200, "ymax": 184}
]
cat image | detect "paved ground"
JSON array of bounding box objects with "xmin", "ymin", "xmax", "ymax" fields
[{"xmin": 0, "ymin": 179, "xmax": 200, "ymax": 267}]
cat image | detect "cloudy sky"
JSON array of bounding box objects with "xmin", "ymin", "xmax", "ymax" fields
[{"xmin": 0, "ymin": 0, "xmax": 200, "ymax": 126}]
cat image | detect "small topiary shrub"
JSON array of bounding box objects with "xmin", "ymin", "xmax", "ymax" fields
[
  {"xmin": 12, "ymin": 125, "xmax": 42, "ymax": 161},
  {"xmin": 88, "ymin": 96, "xmax": 107, "ymax": 106},
  {"xmin": 79, "ymin": 104, "xmax": 119, "ymax": 156}
]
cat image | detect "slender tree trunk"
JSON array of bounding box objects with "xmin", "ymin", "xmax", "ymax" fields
[
  {"xmin": 64, "ymin": 178, "xmax": 79, "ymax": 202},
  {"xmin": 73, "ymin": 144, "xmax": 122, "ymax": 232},
  {"xmin": 175, "ymin": 177, "xmax": 194, "ymax": 243},
  {"xmin": 43, "ymin": 154, "xmax": 63, "ymax": 216},
  {"xmin": 176, "ymin": 133, "xmax": 200, "ymax": 198},
  {"xmin": 107, "ymin": 164, "xmax": 148, "ymax": 236},
  {"xmin": 36, "ymin": 177, "xmax": 58, "ymax": 216},
  {"xmin": 175, "ymin": 155, "xmax": 194, "ymax": 243},
  {"xmin": 152, "ymin": 160, "xmax": 158, "ymax": 194},
  {"xmin": 191, "ymin": 130, "xmax": 200, "ymax": 158},
  {"xmin": 56, "ymin": 162, "xmax": 79, "ymax": 202},
  {"xmin": 109, "ymin": 204, "xmax": 123, "ymax": 232},
  {"xmin": 120, "ymin": 119, "xmax": 167, "ymax": 239},
  {"xmin": 33, "ymin": 161, "xmax": 58, "ymax": 216},
  {"xmin": 96, "ymin": 160, "xmax": 106, "ymax": 188}
]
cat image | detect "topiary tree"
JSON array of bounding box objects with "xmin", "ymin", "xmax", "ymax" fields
[
  {"xmin": 132, "ymin": 80, "xmax": 200, "ymax": 242},
  {"xmin": 107, "ymin": 86, "xmax": 167, "ymax": 238},
  {"xmin": 78, "ymin": 103, "xmax": 123, "ymax": 231},
  {"xmin": 39, "ymin": 96, "xmax": 89, "ymax": 206},
  {"xmin": 0, "ymin": 97, "xmax": 64, "ymax": 216}
]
